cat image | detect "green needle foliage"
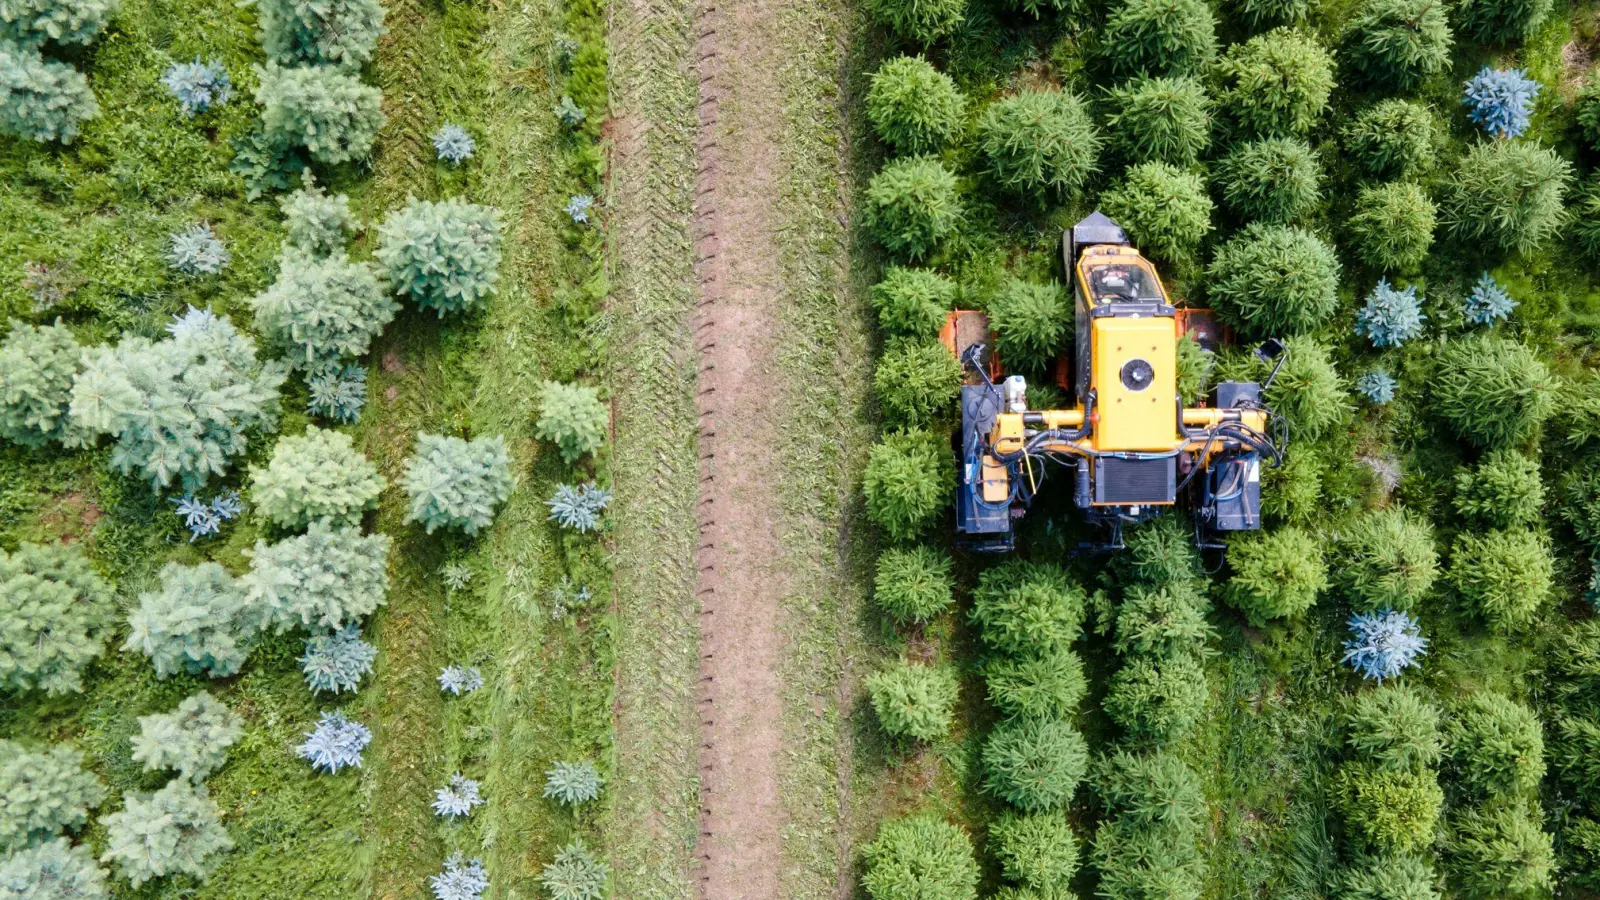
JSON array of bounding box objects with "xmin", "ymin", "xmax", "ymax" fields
[
  {"xmin": 862, "ymin": 0, "xmax": 966, "ymax": 46},
  {"xmin": 1224, "ymin": 525, "xmax": 1327, "ymax": 625},
  {"xmin": 1580, "ymin": 77, "xmax": 1600, "ymax": 153},
  {"xmin": 1103, "ymin": 76, "xmax": 1212, "ymax": 166},
  {"xmin": 536, "ymin": 381, "xmax": 608, "ymax": 463},
  {"xmin": 1449, "ymin": 528, "xmax": 1553, "ymax": 632},
  {"xmin": 989, "ymin": 812, "xmax": 1079, "ymax": 891},
  {"xmin": 976, "ymin": 89, "xmax": 1101, "ymax": 197},
  {"xmin": 258, "ymin": 0, "xmax": 384, "ymax": 68},
  {"xmin": 1453, "ymin": 450, "xmax": 1543, "ymax": 528},
  {"xmin": 0, "ymin": 320, "xmax": 81, "ymax": 447},
  {"xmin": 243, "ymin": 520, "xmax": 391, "ymax": 632},
  {"xmin": 1096, "ymin": 749, "xmax": 1206, "ymax": 829},
  {"xmin": 1344, "ymin": 0, "xmax": 1453, "ymax": 90},
  {"xmin": 0, "ymin": 740, "xmax": 106, "ymax": 849},
  {"xmin": 1444, "ymin": 801, "xmax": 1555, "ymax": 899},
  {"xmin": 866, "ymin": 660, "xmax": 959, "ymax": 741},
  {"xmin": 875, "ymin": 341, "xmax": 962, "ymax": 426},
  {"xmin": 249, "ymin": 252, "xmax": 397, "ymax": 370},
  {"xmin": 543, "ymin": 760, "xmax": 602, "ymax": 806},
  {"xmin": 100, "ymin": 780, "xmax": 232, "ymax": 887},
  {"xmin": 1206, "ymin": 224, "xmax": 1340, "ymax": 336},
  {"xmin": 1261, "ymin": 445, "xmax": 1322, "ymax": 523},
  {"xmin": 279, "ymin": 176, "xmax": 359, "ymax": 256},
  {"xmin": 863, "ymin": 428, "xmax": 951, "ymax": 541},
  {"xmin": 871, "ymin": 267, "xmax": 956, "ymax": 341},
  {"xmin": 1337, "ymin": 507, "xmax": 1439, "ymax": 612},
  {"xmin": 1333, "ymin": 762, "xmax": 1443, "ymax": 853},
  {"xmin": 1263, "ymin": 336, "xmax": 1351, "ymax": 442},
  {"xmin": 1454, "ymin": 0, "xmax": 1550, "ymax": 44},
  {"xmin": 1440, "ymin": 142, "xmax": 1571, "ymax": 255},
  {"xmin": 1104, "ymin": 653, "xmax": 1208, "ymax": 744},
  {"xmin": 0, "ymin": 542, "xmax": 114, "ymax": 696},
  {"xmin": 70, "ymin": 312, "xmax": 285, "ymax": 493},
  {"xmin": 1447, "ymin": 692, "xmax": 1544, "ymax": 798},
  {"xmin": 866, "ymin": 55, "xmax": 966, "ymax": 154},
  {"xmin": 969, "ymin": 560, "xmax": 1087, "ymax": 657},
  {"xmin": 987, "ymin": 278, "xmax": 1069, "ymax": 370},
  {"xmin": 1118, "ymin": 514, "xmax": 1201, "ymax": 584},
  {"xmin": 376, "ymin": 197, "xmax": 504, "ymax": 317},
  {"xmin": 250, "ymin": 426, "xmax": 385, "ymax": 530},
  {"xmin": 862, "ymin": 816, "xmax": 979, "ymax": 900},
  {"xmin": 123, "ymin": 562, "xmax": 260, "ymax": 679},
  {"xmin": 0, "ymin": 838, "xmax": 110, "ymax": 898},
  {"xmin": 873, "ymin": 544, "xmax": 955, "ymax": 624},
  {"xmin": 1344, "ymin": 100, "xmax": 1437, "ymax": 179},
  {"xmin": 1114, "ymin": 580, "xmax": 1214, "ymax": 659},
  {"xmin": 1434, "ymin": 334, "xmax": 1554, "ymax": 449},
  {"xmin": 1215, "ymin": 28, "xmax": 1335, "ymax": 139},
  {"xmin": 1098, "ymin": 162, "xmax": 1213, "ymax": 263},
  {"xmin": 1091, "ymin": 814, "xmax": 1205, "ymax": 899},
  {"xmin": 1349, "ymin": 182, "xmax": 1437, "ymax": 271},
  {"xmin": 983, "ymin": 647, "xmax": 1087, "ymax": 719},
  {"xmin": 982, "ymin": 717, "xmax": 1089, "ymax": 811},
  {"xmin": 865, "ymin": 156, "xmax": 963, "ymax": 260},
  {"xmin": 256, "ymin": 63, "xmax": 384, "ymax": 164},
  {"xmin": 1228, "ymin": 0, "xmax": 1309, "ymax": 29},
  {"xmin": 1339, "ymin": 853, "xmax": 1440, "ymax": 900},
  {"xmin": 0, "ymin": 42, "xmax": 98, "ymax": 143},
  {"xmin": 1571, "ymin": 180, "xmax": 1600, "ymax": 261},
  {"xmin": 1175, "ymin": 332, "xmax": 1214, "ymax": 406},
  {"xmin": 131, "ymin": 692, "xmax": 244, "ymax": 783},
  {"xmin": 0, "ymin": 0, "xmax": 115, "ymax": 46},
  {"xmin": 1215, "ymin": 137, "xmax": 1322, "ymax": 224},
  {"xmin": 1345, "ymin": 685, "xmax": 1443, "ymax": 772},
  {"xmin": 401, "ymin": 433, "xmax": 514, "ymax": 535},
  {"xmin": 1100, "ymin": 0, "xmax": 1217, "ymax": 77}
]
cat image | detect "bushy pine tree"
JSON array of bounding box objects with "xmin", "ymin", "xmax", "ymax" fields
[
  {"xmin": 1228, "ymin": 0, "xmax": 1309, "ymax": 29},
  {"xmin": 1350, "ymin": 183, "xmax": 1436, "ymax": 271},
  {"xmin": 280, "ymin": 177, "xmax": 359, "ymax": 256},
  {"xmin": 1444, "ymin": 801, "xmax": 1554, "ymax": 899},
  {"xmin": 1441, "ymin": 143, "xmax": 1571, "ymax": 255},
  {"xmin": 249, "ymin": 252, "xmax": 396, "ymax": 370},
  {"xmin": 250, "ymin": 426, "xmax": 385, "ymax": 530},
  {"xmin": 988, "ymin": 278, "xmax": 1068, "ymax": 369},
  {"xmin": 866, "ymin": 55, "xmax": 965, "ymax": 154},
  {"xmin": 1100, "ymin": 0, "xmax": 1217, "ymax": 77},
  {"xmin": 0, "ymin": 41, "xmax": 99, "ymax": 143},
  {"xmin": 1447, "ymin": 691, "xmax": 1544, "ymax": 798},
  {"xmin": 542, "ymin": 761, "xmax": 601, "ymax": 806},
  {"xmin": 1454, "ymin": 0, "xmax": 1550, "ymax": 44},
  {"xmin": 1114, "ymin": 580, "xmax": 1213, "ymax": 659},
  {"xmin": 1454, "ymin": 450, "xmax": 1543, "ymax": 528},
  {"xmin": 1339, "ymin": 853, "xmax": 1440, "ymax": 900},
  {"xmin": 1103, "ymin": 76, "xmax": 1212, "ymax": 166},
  {"xmin": 1091, "ymin": 814, "xmax": 1205, "ymax": 900},
  {"xmin": 1095, "ymin": 748, "xmax": 1206, "ymax": 829},
  {"xmin": 256, "ymin": 63, "xmax": 383, "ymax": 164},
  {"xmin": 1344, "ymin": 0, "xmax": 1453, "ymax": 90},
  {"xmin": 873, "ymin": 544, "xmax": 955, "ymax": 624},
  {"xmin": 69, "ymin": 309, "xmax": 285, "ymax": 492},
  {"xmin": 375, "ymin": 197, "xmax": 503, "ymax": 316},
  {"xmin": 0, "ymin": 542, "xmax": 113, "ymax": 696},
  {"xmin": 0, "ymin": 0, "xmax": 116, "ymax": 46},
  {"xmin": 1118, "ymin": 515, "xmax": 1201, "ymax": 585},
  {"xmin": 1345, "ymin": 685, "xmax": 1443, "ymax": 772},
  {"xmin": 258, "ymin": 0, "xmax": 384, "ymax": 68},
  {"xmin": 990, "ymin": 812, "xmax": 1078, "ymax": 892},
  {"xmin": 401, "ymin": 433, "xmax": 513, "ymax": 536},
  {"xmin": 1264, "ymin": 336, "xmax": 1351, "ymax": 442},
  {"xmin": 1449, "ymin": 529, "xmax": 1552, "ymax": 632},
  {"xmin": 123, "ymin": 562, "xmax": 260, "ymax": 678},
  {"xmin": 1344, "ymin": 100, "xmax": 1437, "ymax": 179},
  {"xmin": 866, "ymin": 661, "xmax": 959, "ymax": 741},
  {"xmin": 536, "ymin": 381, "xmax": 608, "ymax": 463},
  {"xmin": 1224, "ymin": 526, "xmax": 1326, "ymax": 625},
  {"xmin": 99, "ymin": 780, "xmax": 232, "ymax": 887},
  {"xmin": 1206, "ymin": 224, "xmax": 1339, "ymax": 336},
  {"xmin": 865, "ymin": 156, "xmax": 963, "ymax": 259},
  {"xmin": 1215, "ymin": 137, "xmax": 1322, "ymax": 224},
  {"xmin": 1334, "ymin": 763, "xmax": 1443, "ymax": 853},
  {"xmin": 970, "ymin": 560, "xmax": 1087, "ymax": 657},
  {"xmin": 1434, "ymin": 334, "xmax": 1554, "ymax": 449},
  {"xmin": 863, "ymin": 428, "xmax": 951, "ymax": 541},
  {"xmin": 243, "ymin": 520, "xmax": 391, "ymax": 631},
  {"xmin": 131, "ymin": 692, "xmax": 244, "ymax": 783},
  {"xmin": 862, "ymin": 816, "xmax": 979, "ymax": 900},
  {"xmin": 1099, "ymin": 162, "xmax": 1212, "ymax": 263},
  {"xmin": 1338, "ymin": 507, "xmax": 1438, "ymax": 612},
  {"xmin": 982, "ymin": 717, "xmax": 1089, "ymax": 811},
  {"xmin": 875, "ymin": 341, "xmax": 962, "ymax": 426},
  {"xmin": 0, "ymin": 740, "xmax": 106, "ymax": 849},
  {"xmin": 1104, "ymin": 653, "xmax": 1208, "ymax": 744},
  {"xmin": 870, "ymin": 267, "xmax": 955, "ymax": 341},
  {"xmin": 0, "ymin": 837, "xmax": 110, "ymax": 898},
  {"xmin": 0, "ymin": 320, "xmax": 81, "ymax": 447},
  {"xmin": 861, "ymin": 0, "xmax": 965, "ymax": 46},
  {"xmin": 1215, "ymin": 28, "xmax": 1334, "ymax": 138},
  {"xmin": 976, "ymin": 90, "xmax": 1100, "ymax": 197}
]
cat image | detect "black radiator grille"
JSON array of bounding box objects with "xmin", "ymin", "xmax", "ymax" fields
[{"xmin": 1094, "ymin": 456, "xmax": 1177, "ymax": 504}]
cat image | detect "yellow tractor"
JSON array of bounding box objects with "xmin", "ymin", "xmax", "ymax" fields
[{"xmin": 945, "ymin": 213, "xmax": 1285, "ymax": 552}]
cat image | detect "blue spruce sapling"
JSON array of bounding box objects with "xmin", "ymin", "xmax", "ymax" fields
[
  {"xmin": 166, "ymin": 224, "xmax": 228, "ymax": 275},
  {"xmin": 1464, "ymin": 272, "xmax": 1517, "ymax": 325},
  {"xmin": 1357, "ymin": 371, "xmax": 1398, "ymax": 405},
  {"xmin": 432, "ymin": 124, "xmax": 474, "ymax": 163},
  {"xmin": 130, "ymin": 691, "xmax": 243, "ymax": 782},
  {"xmin": 300, "ymin": 625, "xmax": 377, "ymax": 694},
  {"xmin": 1463, "ymin": 67, "xmax": 1540, "ymax": 139},
  {"xmin": 1355, "ymin": 278, "xmax": 1426, "ymax": 348},
  {"xmin": 161, "ymin": 58, "xmax": 231, "ymax": 116},
  {"xmin": 543, "ymin": 760, "xmax": 603, "ymax": 806},
  {"xmin": 431, "ymin": 853, "xmax": 489, "ymax": 900},
  {"xmin": 1343, "ymin": 609, "xmax": 1428, "ymax": 682},
  {"xmin": 431, "ymin": 773, "xmax": 484, "ymax": 819},
  {"xmin": 547, "ymin": 483, "xmax": 611, "ymax": 533},
  {"xmin": 438, "ymin": 665, "xmax": 483, "ymax": 695},
  {"xmin": 307, "ymin": 364, "xmax": 368, "ymax": 423},
  {"xmin": 296, "ymin": 711, "xmax": 371, "ymax": 773}
]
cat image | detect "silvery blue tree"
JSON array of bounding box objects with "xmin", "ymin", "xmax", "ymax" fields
[
  {"xmin": 1357, "ymin": 370, "xmax": 1397, "ymax": 405},
  {"xmin": 307, "ymin": 364, "xmax": 368, "ymax": 423},
  {"xmin": 438, "ymin": 665, "xmax": 483, "ymax": 695},
  {"xmin": 1343, "ymin": 609, "xmax": 1428, "ymax": 682},
  {"xmin": 1355, "ymin": 278, "xmax": 1426, "ymax": 348},
  {"xmin": 297, "ymin": 711, "xmax": 371, "ymax": 773},
  {"xmin": 166, "ymin": 224, "xmax": 229, "ymax": 275},
  {"xmin": 431, "ymin": 853, "xmax": 488, "ymax": 900},
  {"xmin": 300, "ymin": 625, "xmax": 376, "ymax": 694},
  {"xmin": 1463, "ymin": 67, "xmax": 1540, "ymax": 139},
  {"xmin": 547, "ymin": 483, "xmax": 611, "ymax": 532},
  {"xmin": 1464, "ymin": 272, "xmax": 1517, "ymax": 325},
  {"xmin": 162, "ymin": 58, "xmax": 232, "ymax": 116},
  {"xmin": 431, "ymin": 773, "xmax": 484, "ymax": 819},
  {"xmin": 432, "ymin": 124, "xmax": 474, "ymax": 163}
]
